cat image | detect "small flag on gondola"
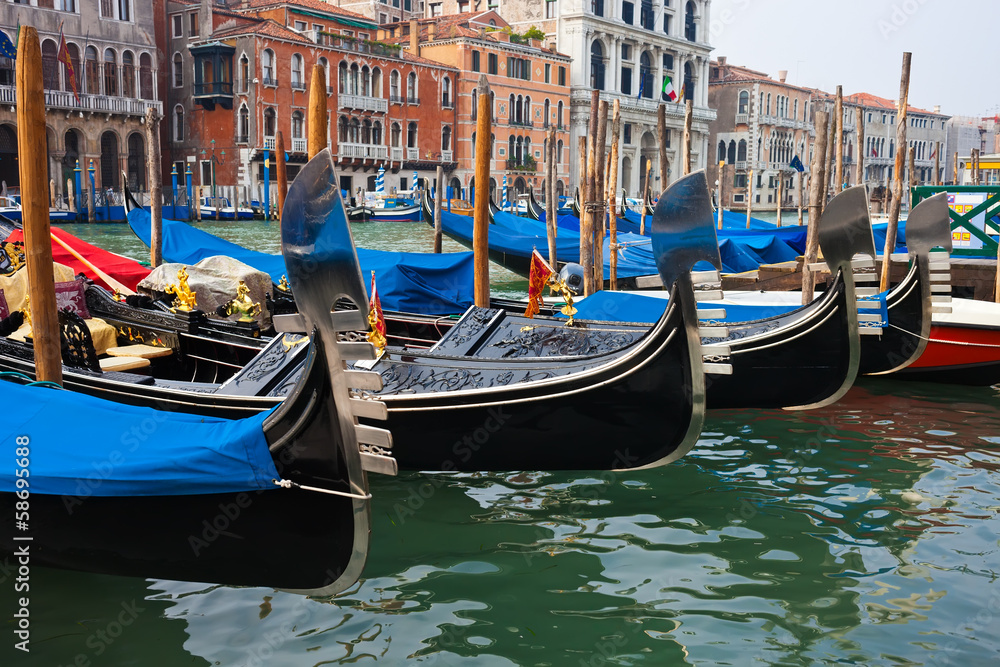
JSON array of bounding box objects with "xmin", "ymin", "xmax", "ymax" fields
[
  {"xmin": 57, "ymin": 26, "xmax": 79, "ymax": 103},
  {"xmin": 367, "ymin": 270, "xmax": 386, "ymax": 354},
  {"xmin": 789, "ymin": 155, "xmax": 805, "ymax": 173},
  {"xmin": 524, "ymin": 249, "xmax": 554, "ymax": 319}
]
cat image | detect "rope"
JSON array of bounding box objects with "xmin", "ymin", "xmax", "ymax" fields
[
  {"xmin": 887, "ymin": 322, "xmax": 1000, "ymax": 349},
  {"xmin": 272, "ymin": 478, "xmax": 372, "ymax": 500},
  {"xmin": 0, "ymin": 371, "xmax": 34, "ymax": 384},
  {"xmin": 27, "ymin": 381, "xmax": 65, "ymax": 390}
]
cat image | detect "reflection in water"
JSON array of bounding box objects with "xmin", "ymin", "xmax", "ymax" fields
[{"xmin": 110, "ymin": 380, "xmax": 996, "ymax": 665}]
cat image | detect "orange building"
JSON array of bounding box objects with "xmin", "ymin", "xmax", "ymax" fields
[
  {"xmin": 383, "ymin": 11, "xmax": 571, "ymax": 202},
  {"xmin": 164, "ymin": 0, "xmax": 457, "ymax": 205}
]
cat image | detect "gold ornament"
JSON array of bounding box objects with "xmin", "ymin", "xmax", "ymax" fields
[{"xmin": 165, "ymin": 267, "xmax": 198, "ymax": 312}]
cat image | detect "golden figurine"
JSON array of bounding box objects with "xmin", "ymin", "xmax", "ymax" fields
[
  {"xmin": 21, "ymin": 294, "xmax": 30, "ymax": 326},
  {"xmin": 548, "ymin": 277, "xmax": 577, "ymax": 326},
  {"xmin": 165, "ymin": 267, "xmax": 198, "ymax": 312},
  {"xmin": 277, "ymin": 275, "xmax": 291, "ymax": 292},
  {"xmin": 224, "ymin": 281, "xmax": 262, "ymax": 323}
]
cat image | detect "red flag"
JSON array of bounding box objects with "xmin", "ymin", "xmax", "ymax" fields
[
  {"xmin": 56, "ymin": 26, "xmax": 79, "ymax": 103},
  {"xmin": 871, "ymin": 147, "xmax": 878, "ymax": 157},
  {"xmin": 524, "ymin": 249, "xmax": 554, "ymax": 319},
  {"xmin": 367, "ymin": 270, "xmax": 386, "ymax": 352}
]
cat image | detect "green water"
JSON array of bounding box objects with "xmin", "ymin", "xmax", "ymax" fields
[{"xmin": 3, "ymin": 223, "xmax": 999, "ymax": 666}]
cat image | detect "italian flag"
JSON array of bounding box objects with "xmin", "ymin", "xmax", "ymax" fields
[{"xmin": 662, "ymin": 75, "xmax": 678, "ymax": 102}]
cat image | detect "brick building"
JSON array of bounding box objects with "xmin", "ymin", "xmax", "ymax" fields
[
  {"xmin": 164, "ymin": 0, "xmax": 457, "ymax": 204},
  {"xmin": 0, "ymin": 0, "xmax": 161, "ymax": 200},
  {"xmin": 384, "ymin": 11, "xmax": 571, "ymax": 201}
]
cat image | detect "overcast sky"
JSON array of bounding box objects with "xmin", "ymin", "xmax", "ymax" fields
[{"xmin": 709, "ymin": 0, "xmax": 996, "ymax": 118}]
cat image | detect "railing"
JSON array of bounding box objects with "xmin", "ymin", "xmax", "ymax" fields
[
  {"xmin": 291, "ymin": 80, "xmax": 306, "ymax": 91},
  {"xmin": 264, "ymin": 137, "xmax": 276, "ymax": 150},
  {"xmin": 508, "ymin": 118, "xmax": 533, "ymax": 127},
  {"xmin": 292, "ymin": 138, "xmax": 307, "ymax": 153},
  {"xmin": 18, "ymin": 87, "xmax": 163, "ymax": 116},
  {"xmin": 238, "ymin": 79, "xmax": 250, "ymax": 94},
  {"xmin": 340, "ymin": 93, "xmax": 388, "ymax": 113},
  {"xmin": 391, "ymin": 147, "xmax": 404, "ymax": 161},
  {"xmin": 338, "ymin": 142, "xmax": 388, "ymax": 160},
  {"xmin": 327, "ymin": 86, "xmax": 334, "ymax": 95},
  {"xmin": 442, "ymin": 97, "xmax": 453, "ymax": 109},
  {"xmin": 441, "ymin": 150, "xmax": 453, "ymax": 162},
  {"xmin": 194, "ymin": 81, "xmax": 233, "ymax": 96},
  {"xmin": 389, "ymin": 94, "xmax": 405, "ymax": 104},
  {"xmin": 735, "ymin": 113, "xmax": 749, "ymax": 124},
  {"xmin": 734, "ymin": 161, "xmax": 747, "ymax": 170},
  {"xmin": 407, "ymin": 96, "xmax": 420, "ymax": 105},
  {"xmin": 406, "ymin": 147, "xmax": 419, "ymax": 160},
  {"xmin": 235, "ymin": 134, "xmax": 250, "ymax": 144},
  {"xmin": 262, "ymin": 77, "xmax": 278, "ymax": 87},
  {"xmin": 506, "ymin": 159, "xmax": 536, "ymax": 172},
  {"xmin": 315, "ymin": 32, "xmax": 403, "ymax": 58}
]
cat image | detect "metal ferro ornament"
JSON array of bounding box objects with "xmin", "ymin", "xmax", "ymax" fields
[{"xmin": 166, "ymin": 267, "xmax": 198, "ymax": 312}]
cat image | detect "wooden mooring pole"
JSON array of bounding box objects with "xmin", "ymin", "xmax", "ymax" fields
[
  {"xmin": 581, "ymin": 90, "xmax": 600, "ymax": 297},
  {"xmin": 546, "ymin": 126, "xmax": 557, "ymax": 268},
  {"xmin": 802, "ymin": 110, "xmax": 829, "ymax": 305},
  {"xmin": 308, "ymin": 64, "xmax": 327, "ymax": 159},
  {"xmin": 473, "ymin": 75, "xmax": 492, "ymax": 307},
  {"xmin": 276, "ymin": 132, "xmax": 288, "ymax": 220},
  {"xmin": 834, "ymin": 85, "xmax": 844, "ymax": 192},
  {"xmin": 608, "ymin": 99, "xmax": 621, "ymax": 290},
  {"xmin": 855, "ymin": 106, "xmax": 865, "ymax": 187},
  {"xmin": 657, "ymin": 104, "xmax": 668, "ymax": 189},
  {"xmin": 745, "ymin": 168, "xmax": 753, "ymax": 228},
  {"xmin": 880, "ymin": 52, "xmax": 911, "ymax": 293},
  {"xmin": 433, "ymin": 165, "xmax": 443, "ymax": 253},
  {"xmin": 17, "ymin": 27, "xmax": 61, "ymax": 385},
  {"xmin": 683, "ymin": 99, "xmax": 693, "ymax": 176},
  {"xmin": 146, "ymin": 107, "xmax": 163, "ymax": 268},
  {"xmin": 593, "ymin": 100, "xmax": 609, "ymax": 290}
]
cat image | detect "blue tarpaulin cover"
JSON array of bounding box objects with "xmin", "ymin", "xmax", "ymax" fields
[
  {"xmin": 0, "ymin": 381, "xmax": 279, "ymax": 496},
  {"xmin": 128, "ymin": 208, "xmax": 475, "ymax": 315}
]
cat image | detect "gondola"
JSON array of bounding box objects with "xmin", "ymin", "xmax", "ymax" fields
[{"xmin": 0, "ymin": 149, "xmax": 391, "ymax": 593}]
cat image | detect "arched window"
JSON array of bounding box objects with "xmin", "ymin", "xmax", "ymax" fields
[
  {"xmin": 727, "ymin": 140, "xmax": 736, "ymax": 163},
  {"xmin": 765, "ymin": 93, "xmax": 771, "ymax": 115},
  {"xmin": 350, "ymin": 63, "xmax": 360, "ymax": 95},
  {"xmin": 121, "ymin": 51, "xmax": 135, "ymax": 98},
  {"xmin": 472, "ymin": 89, "xmax": 478, "ymax": 120},
  {"xmin": 373, "ymin": 121, "xmax": 382, "ymax": 145},
  {"xmin": 737, "ymin": 139, "xmax": 746, "ymax": 162},
  {"xmin": 41, "ymin": 40, "xmax": 59, "ymax": 90},
  {"xmin": 139, "ymin": 52, "xmax": 152, "ymax": 99},
  {"xmin": 390, "ymin": 70, "xmax": 400, "ymax": 100},
  {"xmin": 685, "ymin": 1, "xmax": 697, "ymax": 41},
  {"xmin": 592, "ymin": 0, "xmax": 604, "ymax": 17},
  {"xmin": 793, "ymin": 99, "xmax": 798, "ymax": 120},
  {"xmin": 291, "ymin": 110, "xmax": 303, "ymax": 139},
  {"xmin": 590, "ymin": 41, "xmax": 605, "ymax": 90},
  {"xmin": 126, "ymin": 132, "xmax": 145, "ymax": 190},
  {"xmin": 543, "ymin": 99, "xmax": 550, "ymax": 127},
  {"xmin": 442, "ymin": 125, "xmax": 452, "ymax": 151},
  {"xmin": 262, "ymin": 49, "xmax": 275, "ymax": 84},
  {"xmin": 100, "ymin": 131, "xmax": 119, "ymax": 189},
  {"xmin": 557, "ymin": 101, "xmax": 563, "ymax": 128},
  {"xmin": 509, "ymin": 93, "xmax": 516, "ymax": 122},
  {"xmin": 361, "ymin": 65, "xmax": 371, "ymax": 96},
  {"xmin": 508, "ymin": 135, "xmax": 515, "ymax": 162},
  {"xmin": 362, "ymin": 119, "xmax": 371, "ymax": 144},
  {"xmin": 407, "ymin": 72, "xmax": 417, "ymax": 102},
  {"xmin": 173, "ymin": 105, "xmax": 184, "ymax": 142},
  {"xmin": 291, "ymin": 53, "xmax": 304, "ymax": 88},
  {"xmin": 104, "ymin": 49, "xmax": 118, "ymax": 96},
  {"xmin": 639, "ymin": 51, "xmax": 653, "ymax": 99},
  {"xmin": 350, "ymin": 118, "xmax": 360, "ymax": 143},
  {"xmin": 737, "ymin": 90, "xmax": 749, "ymax": 115},
  {"xmin": 442, "ymin": 76, "xmax": 451, "ymax": 107},
  {"xmin": 338, "ymin": 116, "xmax": 349, "ymax": 142},
  {"xmin": 372, "ymin": 67, "xmax": 382, "ymax": 96},
  {"xmin": 238, "ymin": 104, "xmax": 249, "ymax": 142},
  {"xmin": 318, "ymin": 57, "xmax": 329, "ymax": 92},
  {"xmin": 683, "ymin": 61, "xmax": 694, "ymax": 102},
  {"xmin": 407, "ymin": 121, "xmax": 417, "ymax": 148},
  {"xmin": 172, "ymin": 52, "xmax": 183, "ymax": 88},
  {"xmin": 85, "ymin": 46, "xmax": 100, "ymax": 94},
  {"xmin": 524, "ymin": 96, "xmax": 531, "ymax": 123},
  {"xmin": 391, "ymin": 122, "xmax": 401, "ymax": 147},
  {"xmin": 239, "ymin": 54, "xmax": 250, "ymax": 92},
  {"xmin": 339, "ymin": 61, "xmax": 349, "ymax": 94},
  {"xmin": 263, "ymin": 107, "xmax": 276, "ymax": 137},
  {"xmin": 557, "ymin": 139, "xmax": 563, "ymax": 164},
  {"xmin": 491, "ymin": 91, "xmax": 496, "ymax": 121},
  {"xmin": 717, "ymin": 141, "xmax": 725, "ymax": 163}
]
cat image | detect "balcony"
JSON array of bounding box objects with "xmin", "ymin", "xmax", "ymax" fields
[
  {"xmin": 1, "ymin": 86, "xmax": 163, "ymax": 117},
  {"xmin": 441, "ymin": 150, "xmax": 453, "ymax": 162},
  {"xmin": 508, "ymin": 118, "xmax": 533, "ymax": 128},
  {"xmin": 340, "ymin": 93, "xmax": 388, "ymax": 113},
  {"xmin": 734, "ymin": 161, "xmax": 747, "ymax": 170},
  {"xmin": 291, "ymin": 79, "xmax": 306, "ymax": 91},
  {"xmin": 292, "ymin": 138, "xmax": 307, "ymax": 153},
  {"xmin": 735, "ymin": 113, "xmax": 749, "ymax": 124},
  {"xmin": 338, "ymin": 142, "xmax": 388, "ymax": 160},
  {"xmin": 193, "ymin": 81, "xmax": 234, "ymax": 110},
  {"xmin": 391, "ymin": 147, "xmax": 404, "ymax": 161},
  {"xmin": 407, "ymin": 147, "xmax": 420, "ymax": 160},
  {"xmin": 237, "ymin": 79, "xmax": 250, "ymax": 94},
  {"xmin": 407, "ymin": 96, "xmax": 420, "ymax": 105},
  {"xmin": 235, "ymin": 134, "xmax": 250, "ymax": 144},
  {"xmin": 442, "ymin": 97, "xmax": 454, "ymax": 109},
  {"xmin": 506, "ymin": 157, "xmax": 537, "ymax": 172},
  {"xmin": 262, "ymin": 77, "xmax": 278, "ymax": 88},
  {"xmin": 389, "ymin": 94, "xmax": 405, "ymax": 105},
  {"xmin": 264, "ymin": 136, "xmax": 276, "ymax": 150}
]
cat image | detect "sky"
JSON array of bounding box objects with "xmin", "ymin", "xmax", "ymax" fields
[{"xmin": 710, "ymin": 0, "xmax": 997, "ymax": 118}]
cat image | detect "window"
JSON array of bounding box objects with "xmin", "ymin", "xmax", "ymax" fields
[
  {"xmin": 291, "ymin": 53, "xmax": 304, "ymax": 89},
  {"xmin": 621, "ymin": 67, "xmax": 632, "ymax": 95},
  {"xmin": 623, "ymin": 123, "xmax": 632, "ymax": 145},
  {"xmin": 121, "ymin": 50, "xmax": 135, "ymax": 97},
  {"xmin": 172, "ymin": 15, "xmax": 183, "ymax": 38},
  {"xmin": 459, "ymin": 0, "xmax": 470, "ymax": 11},
  {"xmin": 442, "ymin": 125, "xmax": 452, "ymax": 151},
  {"xmin": 407, "ymin": 71, "xmax": 417, "ymax": 102},
  {"xmin": 546, "ymin": 0, "xmax": 556, "ymax": 18},
  {"xmin": 590, "ymin": 41, "xmax": 605, "ymax": 91},
  {"xmin": 171, "ymin": 52, "xmax": 184, "ymax": 89},
  {"xmin": 390, "ymin": 70, "xmax": 400, "ymax": 100},
  {"xmin": 558, "ymin": 66, "xmax": 566, "ymax": 86},
  {"xmin": 103, "ymin": 49, "xmax": 118, "ymax": 96},
  {"xmin": 737, "ymin": 139, "xmax": 746, "ymax": 161},
  {"xmin": 262, "ymin": 49, "xmax": 275, "ymax": 85},
  {"xmin": 139, "ymin": 52, "xmax": 152, "ymax": 99},
  {"xmin": 292, "ymin": 110, "xmax": 304, "ymax": 140},
  {"xmin": 684, "ymin": 0, "xmax": 697, "ymax": 41},
  {"xmin": 621, "ymin": 44, "xmax": 632, "ymax": 61},
  {"xmin": 472, "ymin": 51, "xmax": 480, "ymax": 72},
  {"xmin": 238, "ymin": 105, "xmax": 249, "ymax": 142},
  {"xmin": 430, "ymin": 2, "xmax": 441, "ymax": 16},
  {"xmin": 380, "ymin": 12, "xmax": 387, "ymax": 22},
  {"xmin": 738, "ymin": 90, "xmax": 749, "ymax": 114},
  {"xmin": 592, "ymin": 0, "xmax": 604, "ymax": 16},
  {"xmin": 85, "ymin": 46, "xmax": 99, "ymax": 94},
  {"xmin": 173, "ymin": 105, "xmax": 185, "ymax": 141},
  {"xmin": 622, "ymin": 1, "xmax": 634, "ymax": 24},
  {"xmin": 663, "ymin": 53, "xmax": 673, "ymax": 70},
  {"xmin": 683, "ymin": 61, "xmax": 693, "ymax": 102},
  {"xmin": 663, "ymin": 14, "xmax": 671, "ymax": 34},
  {"xmin": 294, "ymin": 20, "xmax": 307, "ymax": 31},
  {"xmin": 556, "ymin": 101, "xmax": 563, "ymax": 128},
  {"xmin": 313, "ymin": 24, "xmax": 324, "ymax": 32},
  {"xmin": 664, "ymin": 128, "xmax": 671, "ymax": 148},
  {"xmin": 63, "ymin": 43, "xmax": 81, "ymax": 94},
  {"xmin": 640, "ymin": 0, "xmax": 654, "ymax": 30},
  {"xmin": 442, "ymin": 76, "xmax": 451, "ymax": 107},
  {"xmin": 391, "ymin": 122, "xmax": 401, "ymax": 147},
  {"xmin": 639, "ymin": 51, "xmax": 652, "ymax": 99},
  {"xmin": 264, "ymin": 108, "xmax": 276, "ymax": 137},
  {"xmin": 41, "ymin": 40, "xmax": 59, "ymax": 90},
  {"xmin": 544, "ymin": 63, "xmax": 551, "ymax": 83},
  {"xmin": 793, "ymin": 99, "xmax": 798, "ymax": 119},
  {"xmin": 488, "ymin": 53, "xmax": 498, "ymax": 75},
  {"xmin": 407, "ymin": 122, "xmax": 417, "ymax": 148}
]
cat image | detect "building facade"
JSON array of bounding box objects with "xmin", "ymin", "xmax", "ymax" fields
[
  {"xmin": 386, "ymin": 11, "xmax": 572, "ymax": 202},
  {"xmin": 332, "ymin": 0, "xmax": 424, "ymax": 26},
  {"xmin": 163, "ymin": 0, "xmax": 457, "ymax": 205},
  {"xmin": 707, "ymin": 59, "xmax": 815, "ymax": 211},
  {"xmin": 498, "ymin": 0, "xmax": 716, "ymax": 198},
  {"xmin": 0, "ymin": 0, "xmax": 161, "ymax": 200},
  {"xmin": 945, "ymin": 115, "xmax": 999, "ymax": 183}
]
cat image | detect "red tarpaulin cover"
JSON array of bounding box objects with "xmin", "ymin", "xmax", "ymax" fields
[{"xmin": 5, "ymin": 227, "xmax": 150, "ymax": 292}]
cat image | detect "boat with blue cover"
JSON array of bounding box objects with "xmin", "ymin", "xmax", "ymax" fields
[{"xmin": 0, "ymin": 149, "xmax": 393, "ymax": 593}]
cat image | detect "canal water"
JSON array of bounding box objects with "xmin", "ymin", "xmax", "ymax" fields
[{"xmin": 3, "ymin": 220, "xmax": 998, "ymax": 666}]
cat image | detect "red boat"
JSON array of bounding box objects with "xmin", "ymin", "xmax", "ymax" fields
[{"xmin": 901, "ymin": 298, "xmax": 1000, "ymax": 385}]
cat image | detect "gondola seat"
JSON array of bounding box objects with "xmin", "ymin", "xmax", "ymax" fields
[{"xmin": 57, "ymin": 309, "xmax": 150, "ymax": 374}]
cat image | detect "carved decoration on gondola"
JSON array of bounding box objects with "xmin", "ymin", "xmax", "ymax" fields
[
  {"xmin": 166, "ymin": 267, "xmax": 197, "ymax": 312},
  {"xmin": 378, "ymin": 364, "xmax": 484, "ymax": 393},
  {"xmin": 58, "ymin": 308, "xmax": 101, "ymax": 372},
  {"xmin": 437, "ymin": 308, "xmax": 502, "ymax": 350},
  {"xmin": 216, "ymin": 281, "xmax": 261, "ymax": 322},
  {"xmin": 490, "ymin": 326, "xmax": 638, "ymax": 358}
]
